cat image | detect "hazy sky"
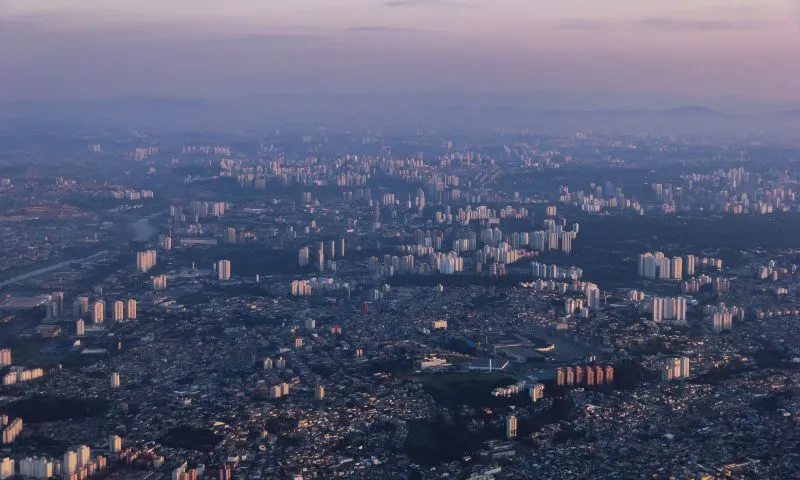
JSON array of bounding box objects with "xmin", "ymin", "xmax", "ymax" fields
[{"xmin": 1, "ymin": 0, "xmax": 799, "ymax": 101}]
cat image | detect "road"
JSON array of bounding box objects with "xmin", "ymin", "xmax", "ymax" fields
[{"xmin": 0, "ymin": 251, "xmax": 110, "ymax": 289}]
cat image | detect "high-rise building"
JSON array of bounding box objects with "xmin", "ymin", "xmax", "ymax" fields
[
  {"xmin": 111, "ymin": 372, "xmax": 121, "ymax": 388},
  {"xmin": 48, "ymin": 292, "xmax": 64, "ymax": 318},
  {"xmin": 671, "ymin": 257, "xmax": 683, "ymax": 280},
  {"xmin": 685, "ymin": 255, "xmax": 696, "ymax": 277},
  {"xmin": 713, "ymin": 312, "xmax": 733, "ymax": 332},
  {"xmin": 595, "ymin": 365, "xmax": 605, "ymax": 384},
  {"xmin": 217, "ymin": 260, "xmax": 231, "ymax": 281},
  {"xmin": 575, "ymin": 366, "xmax": 584, "ymax": 385},
  {"xmin": 506, "ymin": 415, "xmax": 518, "ymax": 439},
  {"xmin": 19, "ymin": 457, "xmax": 53, "ymax": 479},
  {"xmin": 92, "ymin": 300, "xmax": 105, "ymax": 325},
  {"xmin": 2, "ymin": 418, "xmax": 22, "ymax": 445},
  {"xmin": 262, "ymin": 357, "xmax": 273, "ymax": 370},
  {"xmin": 338, "ymin": 238, "xmax": 346, "ymax": 258},
  {"xmin": 529, "ymin": 383, "xmax": 545, "ymax": 402},
  {"xmin": 76, "ymin": 319, "xmax": 85, "ymax": 337},
  {"xmin": 0, "ymin": 349, "xmax": 10, "ymax": 367},
  {"xmin": 126, "ymin": 299, "xmax": 137, "ymax": 320},
  {"xmin": 112, "ymin": 300, "xmax": 125, "ymax": 322},
  {"xmin": 675, "ymin": 297, "xmax": 687, "ymax": 324},
  {"xmin": 653, "ymin": 296, "xmax": 686, "ymax": 323},
  {"xmin": 315, "ymin": 384, "xmax": 325, "ymax": 400},
  {"xmin": 298, "ymin": 247, "xmax": 309, "ymax": 266},
  {"xmin": 76, "ymin": 446, "xmax": 91, "ymax": 468},
  {"xmin": 161, "ymin": 235, "xmax": 173, "ymax": 251},
  {"xmin": 0, "ymin": 457, "xmax": 14, "ymax": 480},
  {"xmin": 317, "ymin": 242, "xmax": 325, "ymax": 272},
  {"xmin": 663, "ymin": 357, "xmax": 691, "ymax": 381},
  {"xmin": 305, "ymin": 318, "xmax": 316, "ymax": 329},
  {"xmin": 109, "ymin": 435, "xmax": 123, "ymax": 453},
  {"xmin": 136, "ymin": 250, "xmax": 157, "ymax": 273},
  {"xmin": 680, "ymin": 357, "xmax": 690, "ymax": 378},
  {"xmin": 270, "ymin": 385, "xmax": 282, "ymax": 399},
  {"xmin": 586, "ymin": 284, "xmax": 601, "ymax": 310},
  {"xmin": 586, "ymin": 367, "xmax": 595, "ymax": 386},
  {"xmin": 152, "ymin": 275, "xmax": 168, "ymax": 290},
  {"xmin": 63, "ymin": 450, "xmax": 78, "ymax": 478},
  {"xmin": 565, "ymin": 366, "xmax": 575, "ymax": 385},
  {"xmin": 605, "ymin": 365, "xmax": 615, "ymax": 383},
  {"xmin": 662, "ymin": 364, "xmax": 674, "ymax": 381},
  {"xmin": 76, "ymin": 295, "xmax": 90, "ymax": 317},
  {"xmin": 652, "ymin": 297, "xmax": 664, "ymax": 322},
  {"xmin": 226, "ymin": 227, "xmax": 237, "ymax": 244},
  {"xmin": 556, "ymin": 367, "xmax": 565, "ymax": 386}
]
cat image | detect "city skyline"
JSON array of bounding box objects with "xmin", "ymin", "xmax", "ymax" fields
[{"xmin": 1, "ymin": 0, "xmax": 799, "ymax": 101}]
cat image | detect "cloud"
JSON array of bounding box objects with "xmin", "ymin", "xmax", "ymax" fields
[
  {"xmin": 347, "ymin": 26, "xmax": 434, "ymax": 33},
  {"xmin": 555, "ymin": 21, "xmax": 603, "ymax": 31},
  {"xmin": 637, "ymin": 18, "xmax": 772, "ymax": 31},
  {"xmin": 383, "ymin": 0, "xmax": 468, "ymax": 7}
]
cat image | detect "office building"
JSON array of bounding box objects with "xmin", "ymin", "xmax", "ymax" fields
[
  {"xmin": 126, "ymin": 299, "xmax": 137, "ymax": 320},
  {"xmin": 111, "ymin": 372, "xmax": 121, "ymax": 388},
  {"xmin": 506, "ymin": 415, "xmax": 518, "ymax": 439},
  {"xmin": 92, "ymin": 300, "xmax": 105, "ymax": 325},
  {"xmin": 112, "ymin": 300, "xmax": 124, "ymax": 322},
  {"xmin": 217, "ymin": 260, "xmax": 231, "ymax": 281}
]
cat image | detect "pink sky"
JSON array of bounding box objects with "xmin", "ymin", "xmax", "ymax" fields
[{"xmin": 1, "ymin": 0, "xmax": 798, "ymax": 101}]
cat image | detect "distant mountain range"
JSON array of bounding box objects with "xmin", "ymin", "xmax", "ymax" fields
[{"xmin": 1, "ymin": 93, "xmax": 799, "ymax": 136}]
